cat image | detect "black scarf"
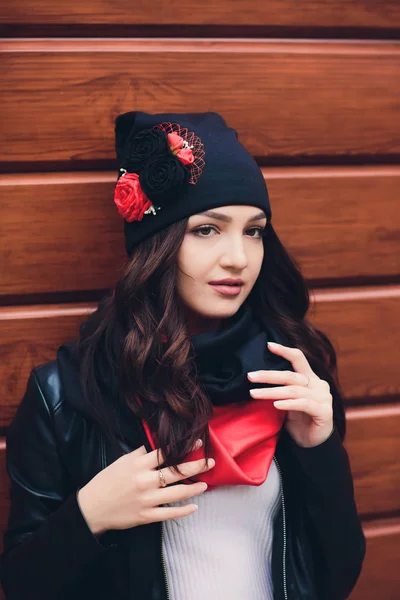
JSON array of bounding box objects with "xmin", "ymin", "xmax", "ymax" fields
[
  {"xmin": 190, "ymin": 301, "xmax": 294, "ymax": 406},
  {"xmin": 62, "ymin": 298, "xmax": 294, "ymax": 447}
]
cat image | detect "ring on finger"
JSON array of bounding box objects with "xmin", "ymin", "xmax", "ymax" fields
[{"xmin": 158, "ymin": 468, "xmax": 167, "ymax": 488}]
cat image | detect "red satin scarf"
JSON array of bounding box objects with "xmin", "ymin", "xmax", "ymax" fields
[{"xmin": 141, "ymin": 397, "xmax": 286, "ymax": 491}]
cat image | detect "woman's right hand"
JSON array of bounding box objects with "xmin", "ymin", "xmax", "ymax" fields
[{"xmin": 77, "ymin": 440, "xmax": 215, "ymax": 535}]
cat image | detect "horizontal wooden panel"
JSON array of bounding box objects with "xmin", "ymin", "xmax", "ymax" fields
[
  {"xmin": 1, "ymin": 288, "xmax": 399, "ymax": 427},
  {"xmin": 1, "ymin": 167, "xmax": 399, "ymax": 296},
  {"xmin": 269, "ymin": 167, "xmax": 400, "ymax": 283},
  {"xmin": 0, "ymin": 173, "xmax": 126, "ymax": 296},
  {"xmin": 350, "ymin": 518, "xmax": 400, "ymax": 600},
  {"xmin": 310, "ymin": 286, "xmax": 400, "ymax": 400},
  {"xmin": 1, "ymin": 0, "xmax": 399, "ymax": 28},
  {"xmin": 0, "ymin": 304, "xmax": 94, "ymax": 429},
  {"xmin": 1, "ymin": 40, "xmax": 399, "ymax": 164},
  {"xmin": 344, "ymin": 405, "xmax": 400, "ymax": 518}
]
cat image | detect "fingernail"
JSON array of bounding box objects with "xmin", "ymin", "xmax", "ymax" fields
[
  {"xmin": 268, "ymin": 342, "xmax": 279, "ymax": 347},
  {"xmin": 207, "ymin": 458, "xmax": 215, "ymax": 467},
  {"xmin": 193, "ymin": 439, "xmax": 203, "ymax": 449},
  {"xmin": 247, "ymin": 371, "xmax": 257, "ymax": 377}
]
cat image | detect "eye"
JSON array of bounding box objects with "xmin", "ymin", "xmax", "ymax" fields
[
  {"xmin": 190, "ymin": 225, "xmax": 266, "ymax": 238},
  {"xmin": 191, "ymin": 225, "xmax": 218, "ymax": 237},
  {"xmin": 246, "ymin": 227, "xmax": 266, "ymax": 238}
]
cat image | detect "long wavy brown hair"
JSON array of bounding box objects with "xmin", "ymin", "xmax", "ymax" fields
[{"xmin": 76, "ymin": 219, "xmax": 346, "ymax": 474}]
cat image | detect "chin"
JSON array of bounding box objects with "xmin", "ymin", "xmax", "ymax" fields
[{"xmin": 192, "ymin": 300, "xmax": 245, "ymax": 320}]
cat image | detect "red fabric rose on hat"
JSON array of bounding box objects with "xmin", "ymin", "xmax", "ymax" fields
[
  {"xmin": 167, "ymin": 132, "xmax": 194, "ymax": 166},
  {"xmin": 114, "ymin": 172, "xmax": 153, "ymax": 222}
]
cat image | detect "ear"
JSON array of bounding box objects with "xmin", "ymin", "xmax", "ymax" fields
[{"xmin": 114, "ymin": 111, "xmax": 138, "ymax": 164}]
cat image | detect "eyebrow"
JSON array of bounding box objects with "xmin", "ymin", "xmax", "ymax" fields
[{"xmin": 196, "ymin": 210, "xmax": 267, "ymax": 223}]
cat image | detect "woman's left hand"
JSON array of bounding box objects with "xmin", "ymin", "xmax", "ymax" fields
[{"xmin": 247, "ymin": 342, "xmax": 334, "ymax": 448}]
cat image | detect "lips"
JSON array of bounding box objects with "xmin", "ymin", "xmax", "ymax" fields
[
  {"xmin": 209, "ymin": 279, "xmax": 244, "ymax": 286},
  {"xmin": 209, "ymin": 281, "xmax": 243, "ymax": 296}
]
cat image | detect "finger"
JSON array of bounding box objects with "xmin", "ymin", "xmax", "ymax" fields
[
  {"xmin": 127, "ymin": 445, "xmax": 148, "ymax": 458},
  {"xmin": 247, "ymin": 370, "xmax": 309, "ymax": 387},
  {"xmin": 273, "ymin": 398, "xmax": 323, "ymax": 416},
  {"xmin": 267, "ymin": 343, "xmax": 315, "ymax": 378},
  {"xmin": 139, "ymin": 446, "xmax": 166, "ymax": 470},
  {"xmin": 250, "ymin": 385, "xmax": 306, "ymax": 399},
  {"xmin": 142, "ymin": 503, "xmax": 199, "ymax": 524},
  {"xmin": 141, "ymin": 439, "xmax": 203, "ymax": 470},
  {"xmin": 151, "ymin": 457, "xmax": 215, "ymax": 488},
  {"xmin": 148, "ymin": 481, "xmax": 208, "ymax": 506}
]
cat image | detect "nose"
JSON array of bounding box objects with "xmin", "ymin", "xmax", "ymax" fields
[{"xmin": 219, "ymin": 235, "xmax": 248, "ymax": 271}]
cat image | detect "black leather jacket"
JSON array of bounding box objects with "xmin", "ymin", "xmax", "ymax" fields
[{"xmin": 0, "ymin": 342, "xmax": 366, "ymax": 600}]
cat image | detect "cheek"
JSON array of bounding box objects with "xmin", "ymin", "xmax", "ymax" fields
[
  {"xmin": 177, "ymin": 246, "xmax": 196, "ymax": 272},
  {"xmin": 176, "ymin": 242, "xmax": 204, "ymax": 293},
  {"xmin": 177, "ymin": 238, "xmax": 213, "ymax": 281},
  {"xmin": 249, "ymin": 243, "xmax": 264, "ymax": 273}
]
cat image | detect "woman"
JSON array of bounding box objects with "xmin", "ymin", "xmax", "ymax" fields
[{"xmin": 0, "ymin": 111, "xmax": 366, "ymax": 600}]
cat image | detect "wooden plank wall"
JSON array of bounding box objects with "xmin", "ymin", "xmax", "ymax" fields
[{"xmin": 1, "ymin": 2, "xmax": 400, "ymax": 598}]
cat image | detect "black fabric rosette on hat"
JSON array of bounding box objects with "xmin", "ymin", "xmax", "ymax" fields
[
  {"xmin": 120, "ymin": 128, "xmax": 191, "ymax": 208},
  {"xmin": 124, "ymin": 129, "xmax": 170, "ymax": 173},
  {"xmin": 139, "ymin": 151, "xmax": 190, "ymax": 205}
]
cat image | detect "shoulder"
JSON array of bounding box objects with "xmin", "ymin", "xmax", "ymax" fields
[
  {"xmin": 7, "ymin": 342, "xmax": 83, "ymax": 458},
  {"xmin": 32, "ymin": 359, "xmax": 62, "ymax": 413},
  {"xmin": 28, "ymin": 340, "xmax": 86, "ymax": 422}
]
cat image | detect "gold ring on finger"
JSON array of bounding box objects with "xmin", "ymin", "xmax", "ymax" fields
[{"xmin": 158, "ymin": 468, "xmax": 167, "ymax": 488}]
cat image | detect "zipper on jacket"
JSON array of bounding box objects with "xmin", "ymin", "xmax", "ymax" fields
[
  {"xmin": 161, "ymin": 523, "xmax": 171, "ymax": 600},
  {"xmin": 273, "ymin": 455, "xmax": 288, "ymax": 600}
]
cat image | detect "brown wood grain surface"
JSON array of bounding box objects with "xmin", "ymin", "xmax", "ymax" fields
[
  {"xmin": 1, "ymin": 167, "xmax": 399, "ymax": 296},
  {"xmin": 310, "ymin": 286, "xmax": 400, "ymax": 401},
  {"xmin": 0, "ymin": 303, "xmax": 94, "ymax": 429},
  {"xmin": 0, "ymin": 172, "xmax": 127, "ymax": 296},
  {"xmin": 349, "ymin": 518, "xmax": 400, "ymax": 600},
  {"xmin": 344, "ymin": 405, "xmax": 400, "ymax": 517},
  {"xmin": 1, "ymin": 0, "xmax": 399, "ymax": 28},
  {"xmin": 1, "ymin": 40, "xmax": 399, "ymax": 165}
]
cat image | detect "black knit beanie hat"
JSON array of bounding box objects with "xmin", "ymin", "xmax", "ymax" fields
[{"xmin": 114, "ymin": 111, "xmax": 271, "ymax": 258}]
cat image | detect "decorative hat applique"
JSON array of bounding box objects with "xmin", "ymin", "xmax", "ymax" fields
[{"xmin": 114, "ymin": 122, "xmax": 205, "ymax": 223}]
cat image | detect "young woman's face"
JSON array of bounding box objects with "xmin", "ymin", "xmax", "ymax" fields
[{"xmin": 176, "ymin": 205, "xmax": 267, "ymax": 321}]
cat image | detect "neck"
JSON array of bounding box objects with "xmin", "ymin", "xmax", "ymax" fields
[{"xmin": 184, "ymin": 309, "xmax": 223, "ymax": 336}]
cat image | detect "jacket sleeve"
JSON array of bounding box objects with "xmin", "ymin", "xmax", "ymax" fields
[
  {"xmin": 285, "ymin": 425, "xmax": 367, "ymax": 600},
  {"xmin": 0, "ymin": 369, "xmax": 114, "ymax": 600}
]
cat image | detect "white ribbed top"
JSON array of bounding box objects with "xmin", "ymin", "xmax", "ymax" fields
[{"xmin": 161, "ymin": 458, "xmax": 281, "ymax": 600}]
